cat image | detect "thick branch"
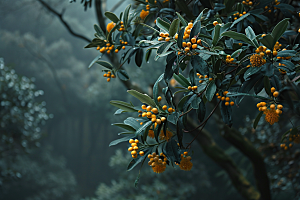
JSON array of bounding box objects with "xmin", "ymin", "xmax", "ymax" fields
[
  {"xmin": 37, "ymin": 0, "xmax": 91, "ymax": 43},
  {"xmin": 213, "ymin": 101, "xmax": 271, "ymax": 200},
  {"xmin": 186, "ymin": 117, "xmax": 261, "ymax": 200}
]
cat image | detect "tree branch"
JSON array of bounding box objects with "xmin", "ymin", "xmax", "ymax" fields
[
  {"xmin": 37, "ymin": 0, "xmax": 91, "ymax": 43},
  {"xmin": 186, "ymin": 117, "xmax": 261, "ymax": 200},
  {"xmin": 213, "ymin": 100, "xmax": 271, "ymax": 200}
]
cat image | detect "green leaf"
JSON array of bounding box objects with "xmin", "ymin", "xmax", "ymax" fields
[
  {"xmin": 153, "ymin": 74, "xmax": 164, "ymax": 108},
  {"xmin": 191, "ymin": 96, "xmax": 201, "ymax": 109},
  {"xmin": 88, "ymin": 54, "xmax": 102, "ymax": 69},
  {"xmin": 253, "ymin": 111, "xmax": 263, "ymax": 129},
  {"xmin": 154, "ymin": 123, "xmax": 162, "ymax": 143},
  {"xmin": 169, "ymin": 19, "xmax": 180, "ymax": 37},
  {"xmin": 107, "ymin": 23, "xmax": 119, "ymax": 43},
  {"xmin": 140, "ymin": 23, "xmax": 160, "ymax": 33},
  {"xmin": 135, "ymin": 48, "xmax": 144, "ymax": 67},
  {"xmin": 94, "ymin": 24, "xmax": 106, "ymax": 39},
  {"xmin": 231, "ymin": 49, "xmax": 242, "ymax": 58},
  {"xmin": 195, "ymin": 8, "xmax": 208, "ymax": 22},
  {"xmin": 212, "ymin": 24, "xmax": 221, "ymax": 46},
  {"xmin": 221, "ymin": 31, "xmax": 254, "ymax": 46},
  {"xmin": 117, "ymin": 69, "xmax": 129, "ymax": 81},
  {"xmin": 105, "ymin": 12, "xmax": 120, "ymax": 23},
  {"xmin": 264, "ymin": 76, "xmax": 272, "ymax": 96},
  {"xmin": 277, "ymin": 50, "xmax": 296, "ymax": 57},
  {"xmin": 258, "ymin": 34, "xmax": 274, "ymax": 50},
  {"xmin": 110, "ymin": 100, "xmax": 138, "ymax": 112},
  {"xmin": 244, "ymin": 67, "xmax": 261, "ymax": 80},
  {"xmin": 175, "ymin": 1, "xmax": 194, "ymax": 19},
  {"xmin": 157, "ymin": 42, "xmax": 173, "ymax": 55},
  {"xmin": 112, "ymin": 123, "xmax": 136, "ymax": 131},
  {"xmin": 135, "ymin": 121, "xmax": 152, "ymax": 136},
  {"xmin": 156, "ymin": 17, "xmax": 170, "ymax": 33},
  {"xmin": 271, "ymin": 18, "xmax": 289, "ymax": 44},
  {"xmin": 127, "ymin": 90, "xmax": 156, "ymax": 107},
  {"xmin": 220, "ymin": 22, "xmax": 232, "ymax": 34},
  {"xmin": 123, "ymin": 4, "xmax": 131, "ymax": 27},
  {"xmin": 226, "ymin": 92, "xmax": 269, "ymax": 100},
  {"xmin": 191, "ymin": 55, "xmax": 209, "ymax": 75},
  {"xmin": 124, "ymin": 117, "xmax": 142, "ymax": 130},
  {"xmin": 206, "ymin": 81, "xmax": 216, "ymax": 101},
  {"xmin": 220, "ymin": 101, "xmax": 232, "ymax": 127},
  {"xmin": 177, "ymin": 28, "xmax": 185, "ymax": 48},
  {"xmin": 164, "ymin": 138, "xmax": 180, "ymax": 164},
  {"xmin": 96, "ymin": 60, "xmax": 113, "ymax": 69},
  {"xmin": 245, "ymin": 26, "xmax": 258, "ymax": 48},
  {"xmin": 109, "ymin": 135, "xmax": 133, "ymax": 147},
  {"xmin": 231, "ymin": 13, "xmax": 250, "ymax": 28},
  {"xmin": 190, "ymin": 21, "xmax": 201, "ymax": 38},
  {"xmin": 173, "ymin": 73, "xmax": 190, "ymax": 88},
  {"xmin": 127, "ymin": 148, "xmax": 152, "ymax": 171},
  {"xmin": 178, "ymin": 95, "xmax": 192, "ymax": 111},
  {"xmin": 176, "ymin": 12, "xmax": 188, "ymax": 26},
  {"xmin": 197, "ymin": 100, "xmax": 206, "ymax": 122}
]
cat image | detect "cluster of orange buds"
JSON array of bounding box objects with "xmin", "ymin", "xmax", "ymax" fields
[
  {"xmin": 106, "ymin": 22, "xmax": 115, "ymax": 32},
  {"xmin": 198, "ymin": 73, "xmax": 213, "ymax": 83},
  {"xmin": 278, "ymin": 68, "xmax": 286, "ymax": 75},
  {"xmin": 140, "ymin": 9, "xmax": 149, "ymax": 20},
  {"xmin": 242, "ymin": 0, "xmax": 253, "ymax": 6},
  {"xmin": 97, "ymin": 41, "xmax": 115, "ymax": 54},
  {"xmin": 128, "ymin": 139, "xmax": 144, "ymax": 158},
  {"xmin": 158, "ymin": 32, "xmax": 171, "ymax": 42},
  {"xmin": 216, "ymin": 91, "xmax": 235, "ymax": 106},
  {"xmin": 181, "ymin": 38, "xmax": 200, "ymax": 54},
  {"xmin": 280, "ymin": 131, "xmax": 300, "ymax": 150},
  {"xmin": 118, "ymin": 21, "xmax": 125, "ymax": 31},
  {"xmin": 226, "ymin": 55, "xmax": 235, "ymax": 63},
  {"xmin": 103, "ymin": 71, "xmax": 116, "ymax": 82},
  {"xmin": 162, "ymin": 0, "xmax": 169, "ymax": 3},
  {"xmin": 119, "ymin": 39, "xmax": 127, "ymax": 51},
  {"xmin": 277, "ymin": 49, "xmax": 292, "ymax": 60},
  {"xmin": 176, "ymin": 151, "xmax": 193, "ymax": 171},
  {"xmin": 148, "ymin": 152, "xmax": 167, "ymax": 173},
  {"xmin": 272, "ymin": 41, "xmax": 282, "ymax": 55},
  {"xmin": 250, "ymin": 52, "xmax": 266, "ymax": 67},
  {"xmin": 188, "ymin": 85, "xmax": 197, "ymax": 91},
  {"xmin": 162, "ymin": 105, "xmax": 175, "ymax": 114},
  {"xmin": 213, "ymin": 21, "xmax": 219, "ymax": 26},
  {"xmin": 280, "ymin": 143, "xmax": 290, "ymax": 150},
  {"xmin": 140, "ymin": 105, "xmax": 167, "ymax": 124},
  {"xmin": 233, "ymin": 11, "xmax": 247, "ymax": 20},
  {"xmin": 183, "ymin": 22, "xmax": 194, "ymax": 40}
]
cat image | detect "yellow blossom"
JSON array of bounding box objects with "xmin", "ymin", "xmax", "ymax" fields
[
  {"xmin": 106, "ymin": 22, "xmax": 115, "ymax": 32},
  {"xmin": 159, "ymin": 130, "xmax": 173, "ymax": 141},
  {"xmin": 264, "ymin": 108, "xmax": 279, "ymax": 125},
  {"xmin": 140, "ymin": 10, "xmax": 149, "ymax": 20},
  {"xmin": 179, "ymin": 156, "xmax": 193, "ymax": 171}
]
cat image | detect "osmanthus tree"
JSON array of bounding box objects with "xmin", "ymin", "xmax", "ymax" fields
[{"xmin": 83, "ymin": 0, "xmax": 300, "ymax": 199}]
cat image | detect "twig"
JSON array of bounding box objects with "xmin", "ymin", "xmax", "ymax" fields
[{"xmin": 37, "ymin": 0, "xmax": 91, "ymax": 43}]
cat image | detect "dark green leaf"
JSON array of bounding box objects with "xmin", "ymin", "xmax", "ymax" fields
[
  {"xmin": 105, "ymin": 12, "xmax": 120, "ymax": 23},
  {"xmin": 206, "ymin": 81, "xmax": 216, "ymax": 102},
  {"xmin": 191, "ymin": 55, "xmax": 209, "ymax": 75},
  {"xmin": 177, "ymin": 28, "xmax": 185, "ymax": 48},
  {"xmin": 173, "ymin": 74, "xmax": 190, "ymax": 88},
  {"xmin": 117, "ymin": 69, "xmax": 130, "ymax": 81},
  {"xmin": 222, "ymin": 31, "xmax": 254, "ymax": 46},
  {"xmin": 94, "ymin": 24, "xmax": 106, "ymax": 39},
  {"xmin": 140, "ymin": 23, "xmax": 160, "ymax": 33},
  {"xmin": 197, "ymin": 100, "xmax": 206, "ymax": 122},
  {"xmin": 135, "ymin": 48, "xmax": 144, "ymax": 67},
  {"xmin": 244, "ymin": 67, "xmax": 261, "ymax": 80},
  {"xmin": 258, "ymin": 34, "xmax": 274, "ymax": 51},
  {"xmin": 271, "ymin": 18, "xmax": 289, "ymax": 43},
  {"xmin": 156, "ymin": 17, "xmax": 170, "ymax": 33},
  {"xmin": 212, "ymin": 24, "xmax": 221, "ymax": 46},
  {"xmin": 110, "ymin": 100, "xmax": 138, "ymax": 112},
  {"xmin": 112, "ymin": 123, "xmax": 136, "ymax": 131},
  {"xmin": 123, "ymin": 4, "xmax": 131, "ymax": 27},
  {"xmin": 231, "ymin": 13, "xmax": 250, "ymax": 28},
  {"xmin": 190, "ymin": 21, "xmax": 201, "ymax": 39},
  {"xmin": 157, "ymin": 42, "xmax": 173, "ymax": 55},
  {"xmin": 277, "ymin": 50, "xmax": 296, "ymax": 57},
  {"xmin": 264, "ymin": 76, "xmax": 272, "ymax": 96},
  {"xmin": 96, "ymin": 60, "xmax": 113, "ymax": 69},
  {"xmin": 109, "ymin": 135, "xmax": 133, "ymax": 147},
  {"xmin": 176, "ymin": 12, "xmax": 188, "ymax": 26},
  {"xmin": 220, "ymin": 101, "xmax": 232, "ymax": 127},
  {"xmin": 136, "ymin": 121, "xmax": 152, "ymax": 136},
  {"xmin": 169, "ymin": 19, "xmax": 180, "ymax": 37},
  {"xmin": 128, "ymin": 90, "xmax": 156, "ymax": 107},
  {"xmin": 178, "ymin": 95, "xmax": 192, "ymax": 111},
  {"xmin": 127, "ymin": 148, "xmax": 152, "ymax": 171},
  {"xmin": 124, "ymin": 117, "xmax": 142, "ymax": 130},
  {"xmin": 88, "ymin": 54, "xmax": 102, "ymax": 69},
  {"xmin": 253, "ymin": 111, "xmax": 263, "ymax": 129}
]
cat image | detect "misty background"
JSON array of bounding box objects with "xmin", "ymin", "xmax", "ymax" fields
[{"xmin": 0, "ymin": 0, "xmax": 265, "ymax": 199}]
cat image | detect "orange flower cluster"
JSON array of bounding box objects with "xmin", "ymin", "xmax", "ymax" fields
[
  {"xmin": 148, "ymin": 152, "xmax": 168, "ymax": 173},
  {"xmin": 128, "ymin": 139, "xmax": 145, "ymax": 158}
]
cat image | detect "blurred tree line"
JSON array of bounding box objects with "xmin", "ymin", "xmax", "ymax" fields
[{"xmin": 0, "ymin": 0, "xmax": 300, "ymax": 200}]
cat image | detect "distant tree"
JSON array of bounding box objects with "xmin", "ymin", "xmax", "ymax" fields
[{"xmin": 0, "ymin": 58, "xmax": 51, "ymax": 185}]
